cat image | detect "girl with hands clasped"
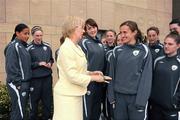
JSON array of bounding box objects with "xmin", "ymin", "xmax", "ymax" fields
[
  {"xmin": 38, "ymin": 61, "xmax": 52, "ymax": 68},
  {"xmin": 27, "ymin": 26, "xmax": 54, "ymax": 120}
]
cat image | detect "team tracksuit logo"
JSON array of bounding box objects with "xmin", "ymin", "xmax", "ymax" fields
[
  {"xmin": 133, "ymin": 50, "xmax": 139, "ymax": 56},
  {"xmin": 171, "ymin": 65, "xmax": 178, "ymax": 71},
  {"xmin": 155, "ymin": 49, "xmax": 160, "ymax": 53},
  {"xmin": 43, "ymin": 46, "xmax": 47, "ymax": 51}
]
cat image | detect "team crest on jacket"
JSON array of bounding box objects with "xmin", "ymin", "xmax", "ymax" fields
[
  {"xmin": 155, "ymin": 49, "xmax": 160, "ymax": 53},
  {"xmin": 30, "ymin": 87, "xmax": 34, "ymax": 92},
  {"xmin": 86, "ymin": 90, "xmax": 91, "ymax": 95},
  {"xmin": 43, "ymin": 46, "xmax": 47, "ymax": 51},
  {"xmin": 22, "ymin": 92, "xmax": 26, "ymax": 97},
  {"xmin": 98, "ymin": 43, "xmax": 103, "ymax": 48},
  {"xmin": 133, "ymin": 50, "xmax": 139, "ymax": 56},
  {"xmin": 171, "ymin": 65, "xmax": 178, "ymax": 71}
]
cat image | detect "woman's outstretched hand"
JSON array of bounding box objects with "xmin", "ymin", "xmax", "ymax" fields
[{"xmin": 89, "ymin": 71, "xmax": 112, "ymax": 83}]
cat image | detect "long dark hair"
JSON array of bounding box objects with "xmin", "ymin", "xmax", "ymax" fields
[
  {"xmin": 11, "ymin": 23, "xmax": 29, "ymax": 41},
  {"xmin": 120, "ymin": 20, "xmax": 143, "ymax": 43},
  {"xmin": 59, "ymin": 36, "xmax": 65, "ymax": 45}
]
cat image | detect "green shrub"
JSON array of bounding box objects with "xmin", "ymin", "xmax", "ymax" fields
[
  {"xmin": 0, "ymin": 83, "xmax": 10, "ymax": 119},
  {"xmin": 0, "ymin": 82, "xmax": 53, "ymax": 119}
]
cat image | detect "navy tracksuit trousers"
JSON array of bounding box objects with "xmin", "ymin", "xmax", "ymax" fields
[
  {"xmin": 148, "ymin": 101, "xmax": 179, "ymax": 120},
  {"xmin": 114, "ymin": 93, "xmax": 148, "ymax": 120},
  {"xmin": 7, "ymin": 82, "xmax": 30, "ymax": 120},
  {"xmin": 29, "ymin": 75, "xmax": 53, "ymax": 120},
  {"xmin": 83, "ymin": 82, "xmax": 103, "ymax": 120}
]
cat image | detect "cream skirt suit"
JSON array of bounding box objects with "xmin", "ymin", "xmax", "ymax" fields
[{"xmin": 53, "ymin": 38, "xmax": 91, "ymax": 120}]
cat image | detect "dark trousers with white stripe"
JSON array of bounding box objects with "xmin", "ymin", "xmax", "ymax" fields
[
  {"xmin": 83, "ymin": 82, "xmax": 103, "ymax": 120},
  {"xmin": 7, "ymin": 82, "xmax": 30, "ymax": 120},
  {"xmin": 29, "ymin": 75, "xmax": 53, "ymax": 120},
  {"xmin": 102, "ymin": 84, "xmax": 114, "ymax": 120},
  {"xmin": 114, "ymin": 93, "xmax": 147, "ymax": 120},
  {"xmin": 102, "ymin": 98, "xmax": 114, "ymax": 120},
  {"xmin": 148, "ymin": 101, "xmax": 179, "ymax": 120}
]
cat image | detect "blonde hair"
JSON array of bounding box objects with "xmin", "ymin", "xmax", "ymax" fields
[
  {"xmin": 61, "ymin": 16, "xmax": 84, "ymax": 38},
  {"xmin": 31, "ymin": 26, "xmax": 43, "ymax": 35}
]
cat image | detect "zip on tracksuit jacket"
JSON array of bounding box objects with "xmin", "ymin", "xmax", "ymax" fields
[
  {"xmin": 27, "ymin": 41, "xmax": 54, "ymax": 78},
  {"xmin": 4, "ymin": 38, "xmax": 32, "ymax": 87},
  {"xmin": 150, "ymin": 55, "xmax": 180, "ymax": 110},
  {"xmin": 108, "ymin": 43, "xmax": 152, "ymax": 108}
]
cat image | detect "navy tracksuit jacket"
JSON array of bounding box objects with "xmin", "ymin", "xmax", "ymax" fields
[
  {"xmin": 79, "ymin": 35, "xmax": 106, "ymax": 120},
  {"xmin": 27, "ymin": 41, "xmax": 54, "ymax": 120},
  {"xmin": 149, "ymin": 55, "xmax": 180, "ymax": 120},
  {"xmin": 4, "ymin": 38, "xmax": 32, "ymax": 120},
  {"xmin": 108, "ymin": 43, "xmax": 152, "ymax": 120}
]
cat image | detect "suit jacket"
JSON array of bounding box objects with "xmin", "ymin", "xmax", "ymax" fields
[{"xmin": 54, "ymin": 37, "xmax": 91, "ymax": 96}]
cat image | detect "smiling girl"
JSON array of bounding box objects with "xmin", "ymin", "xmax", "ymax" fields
[{"xmin": 108, "ymin": 20, "xmax": 152, "ymax": 120}]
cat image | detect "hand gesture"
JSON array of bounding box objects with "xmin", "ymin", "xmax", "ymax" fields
[{"xmin": 88, "ymin": 71, "xmax": 103, "ymax": 76}]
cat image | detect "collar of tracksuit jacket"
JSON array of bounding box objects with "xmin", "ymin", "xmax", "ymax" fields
[
  {"xmin": 15, "ymin": 38, "xmax": 28, "ymax": 47},
  {"xmin": 165, "ymin": 54, "xmax": 179, "ymax": 61},
  {"xmin": 32, "ymin": 40, "xmax": 44, "ymax": 46},
  {"xmin": 124, "ymin": 42, "xmax": 141, "ymax": 48},
  {"xmin": 86, "ymin": 34, "xmax": 101, "ymax": 43},
  {"xmin": 148, "ymin": 40, "xmax": 162, "ymax": 48}
]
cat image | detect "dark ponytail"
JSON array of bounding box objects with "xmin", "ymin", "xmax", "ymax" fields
[
  {"xmin": 11, "ymin": 33, "xmax": 16, "ymax": 41},
  {"xmin": 136, "ymin": 29, "xmax": 143, "ymax": 43},
  {"xmin": 11, "ymin": 23, "xmax": 29, "ymax": 41},
  {"xmin": 60, "ymin": 36, "xmax": 65, "ymax": 45}
]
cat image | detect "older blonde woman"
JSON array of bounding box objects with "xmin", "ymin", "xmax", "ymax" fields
[{"xmin": 53, "ymin": 16, "xmax": 110, "ymax": 120}]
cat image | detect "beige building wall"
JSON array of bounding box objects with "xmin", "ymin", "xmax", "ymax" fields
[{"xmin": 0, "ymin": 0, "xmax": 172, "ymax": 84}]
